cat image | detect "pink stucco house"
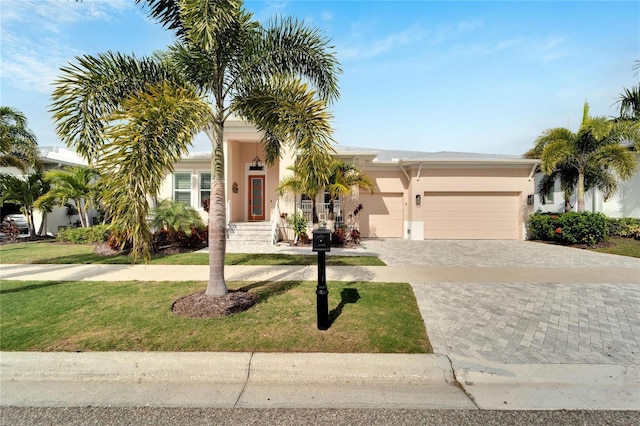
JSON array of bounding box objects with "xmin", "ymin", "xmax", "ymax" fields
[{"xmin": 160, "ymin": 119, "xmax": 539, "ymax": 241}]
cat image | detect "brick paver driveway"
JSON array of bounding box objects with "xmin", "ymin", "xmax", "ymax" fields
[{"xmin": 364, "ymin": 239, "xmax": 640, "ymax": 364}]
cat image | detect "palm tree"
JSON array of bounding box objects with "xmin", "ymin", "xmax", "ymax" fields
[
  {"xmin": 326, "ymin": 160, "xmax": 375, "ymax": 221},
  {"xmin": 617, "ymin": 85, "xmax": 640, "ymax": 122},
  {"xmin": 531, "ymin": 102, "xmax": 639, "ymax": 211},
  {"xmin": 616, "ymin": 60, "xmax": 640, "ymax": 123},
  {"xmin": 0, "ymin": 171, "xmax": 48, "ymax": 237},
  {"xmin": 50, "ymin": 0, "xmax": 340, "ymax": 296},
  {"xmin": 151, "ymin": 199, "xmax": 204, "ymax": 236},
  {"xmin": 37, "ymin": 166, "xmax": 100, "ymax": 228},
  {"xmin": 0, "ymin": 106, "xmax": 40, "ymax": 172},
  {"xmin": 277, "ymin": 159, "xmax": 330, "ymax": 225}
]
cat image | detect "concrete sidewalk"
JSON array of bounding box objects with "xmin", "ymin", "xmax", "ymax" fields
[{"xmin": 1, "ymin": 263, "xmax": 638, "ymax": 284}]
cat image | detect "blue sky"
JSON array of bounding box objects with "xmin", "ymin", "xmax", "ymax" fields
[{"xmin": 1, "ymin": 0, "xmax": 638, "ymax": 156}]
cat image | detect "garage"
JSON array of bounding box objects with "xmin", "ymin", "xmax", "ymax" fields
[
  {"xmin": 358, "ymin": 192, "xmax": 404, "ymax": 238},
  {"xmin": 423, "ymin": 192, "xmax": 519, "ymax": 240}
]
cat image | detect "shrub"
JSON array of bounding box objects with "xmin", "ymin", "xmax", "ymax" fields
[
  {"xmin": 527, "ymin": 212, "xmax": 608, "ymax": 246},
  {"xmin": 607, "ymin": 217, "xmax": 640, "ymax": 238},
  {"xmin": 332, "ymin": 225, "xmax": 347, "ymax": 246},
  {"xmin": 1, "ymin": 219, "xmax": 20, "ymax": 242},
  {"xmin": 172, "ymin": 226, "xmax": 208, "ymax": 250},
  {"xmin": 350, "ymin": 229, "xmax": 361, "ymax": 244},
  {"xmin": 287, "ymin": 212, "xmax": 308, "ymax": 243},
  {"xmin": 57, "ymin": 225, "xmax": 111, "ymax": 244},
  {"xmin": 527, "ymin": 213, "xmax": 556, "ymax": 241},
  {"xmin": 152, "ymin": 226, "xmax": 207, "ymax": 251}
]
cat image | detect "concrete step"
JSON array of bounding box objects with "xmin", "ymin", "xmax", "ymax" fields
[{"xmin": 227, "ymin": 222, "xmax": 273, "ymax": 244}]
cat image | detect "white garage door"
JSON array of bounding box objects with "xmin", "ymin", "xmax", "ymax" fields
[
  {"xmin": 358, "ymin": 193, "xmax": 404, "ymax": 238},
  {"xmin": 424, "ymin": 192, "xmax": 519, "ymax": 240}
]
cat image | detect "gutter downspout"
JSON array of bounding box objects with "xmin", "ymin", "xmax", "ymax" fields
[
  {"xmin": 528, "ymin": 163, "xmax": 537, "ymax": 181},
  {"xmin": 417, "ymin": 163, "xmax": 423, "ymax": 182}
]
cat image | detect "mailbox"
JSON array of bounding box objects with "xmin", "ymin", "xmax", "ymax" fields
[{"xmin": 312, "ymin": 227, "xmax": 331, "ymax": 252}]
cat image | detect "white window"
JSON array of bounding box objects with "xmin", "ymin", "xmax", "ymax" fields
[
  {"xmin": 174, "ymin": 172, "xmax": 191, "ymax": 205},
  {"xmin": 543, "ymin": 184, "xmax": 554, "ymax": 204},
  {"xmin": 200, "ymin": 172, "xmax": 211, "ymax": 208}
]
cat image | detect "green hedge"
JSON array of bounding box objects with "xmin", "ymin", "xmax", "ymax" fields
[
  {"xmin": 56, "ymin": 225, "xmax": 111, "ymax": 244},
  {"xmin": 527, "ymin": 212, "xmax": 608, "ymax": 246},
  {"xmin": 607, "ymin": 217, "xmax": 640, "ymax": 239}
]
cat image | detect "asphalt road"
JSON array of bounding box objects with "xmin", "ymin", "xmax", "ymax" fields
[{"xmin": 2, "ymin": 407, "xmax": 639, "ymax": 426}]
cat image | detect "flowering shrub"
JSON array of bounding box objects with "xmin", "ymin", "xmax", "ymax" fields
[{"xmin": 527, "ymin": 212, "xmax": 608, "ymax": 246}]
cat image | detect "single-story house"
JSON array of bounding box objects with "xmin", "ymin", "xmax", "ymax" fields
[
  {"xmin": 1, "ymin": 146, "xmax": 95, "ymax": 235},
  {"xmin": 532, "ymin": 153, "xmax": 640, "ymax": 217},
  {"xmin": 162, "ymin": 119, "xmax": 540, "ymax": 241}
]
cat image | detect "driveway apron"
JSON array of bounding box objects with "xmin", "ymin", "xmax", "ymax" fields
[{"xmin": 363, "ymin": 239, "xmax": 640, "ymax": 365}]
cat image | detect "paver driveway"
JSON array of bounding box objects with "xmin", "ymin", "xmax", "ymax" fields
[{"xmin": 364, "ymin": 239, "xmax": 640, "ymax": 364}]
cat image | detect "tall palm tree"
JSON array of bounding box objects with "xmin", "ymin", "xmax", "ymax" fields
[
  {"xmin": 37, "ymin": 166, "xmax": 100, "ymax": 228},
  {"xmin": 617, "ymin": 60, "xmax": 640, "ymax": 123},
  {"xmin": 531, "ymin": 102, "xmax": 639, "ymax": 211},
  {"xmin": 0, "ymin": 171, "xmax": 48, "ymax": 237},
  {"xmin": 617, "ymin": 85, "xmax": 640, "ymax": 122},
  {"xmin": 0, "ymin": 106, "xmax": 40, "ymax": 172},
  {"xmin": 326, "ymin": 160, "xmax": 375, "ymax": 220},
  {"xmin": 50, "ymin": 0, "xmax": 340, "ymax": 296}
]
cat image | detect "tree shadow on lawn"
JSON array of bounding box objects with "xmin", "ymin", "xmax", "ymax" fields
[
  {"xmin": 0, "ymin": 281, "xmax": 69, "ymax": 294},
  {"xmin": 237, "ymin": 280, "xmax": 303, "ymax": 302}
]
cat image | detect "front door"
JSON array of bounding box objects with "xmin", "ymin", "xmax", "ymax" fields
[{"xmin": 248, "ymin": 175, "xmax": 265, "ymax": 221}]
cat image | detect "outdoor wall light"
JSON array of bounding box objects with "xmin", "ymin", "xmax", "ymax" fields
[{"xmin": 415, "ymin": 194, "xmax": 421, "ymax": 206}]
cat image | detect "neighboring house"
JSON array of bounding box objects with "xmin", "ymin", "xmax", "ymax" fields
[
  {"xmin": 532, "ymin": 153, "xmax": 640, "ymax": 218},
  {"xmin": 0, "ymin": 146, "xmax": 93, "ymax": 235},
  {"xmin": 162, "ymin": 119, "xmax": 539, "ymax": 241}
]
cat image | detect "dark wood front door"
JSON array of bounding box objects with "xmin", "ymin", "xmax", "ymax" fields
[{"xmin": 248, "ymin": 175, "xmax": 265, "ymax": 221}]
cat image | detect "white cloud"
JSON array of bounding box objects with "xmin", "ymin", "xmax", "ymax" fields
[
  {"xmin": 2, "ymin": 0, "xmax": 133, "ymax": 29},
  {"xmin": 1, "ymin": 31, "xmax": 81, "ymax": 95},
  {"xmin": 321, "ymin": 11, "xmax": 333, "ymax": 21},
  {"xmin": 339, "ymin": 25, "xmax": 427, "ymax": 60}
]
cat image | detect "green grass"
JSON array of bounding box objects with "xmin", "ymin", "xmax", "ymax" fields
[
  {"xmin": 592, "ymin": 237, "xmax": 640, "ymax": 258},
  {"xmin": 0, "ymin": 279, "xmax": 430, "ymax": 353},
  {"xmin": 0, "ymin": 240, "xmax": 385, "ymax": 266}
]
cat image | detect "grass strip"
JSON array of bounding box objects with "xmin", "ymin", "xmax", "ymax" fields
[
  {"xmin": 0, "ymin": 279, "xmax": 429, "ymax": 353},
  {"xmin": 0, "ymin": 241, "xmax": 385, "ymax": 266}
]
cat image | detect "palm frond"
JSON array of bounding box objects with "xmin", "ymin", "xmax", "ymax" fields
[{"xmin": 50, "ymin": 52, "xmax": 183, "ymax": 162}]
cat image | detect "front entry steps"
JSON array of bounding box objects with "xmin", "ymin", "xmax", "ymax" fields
[{"xmin": 226, "ymin": 222, "xmax": 273, "ymax": 245}]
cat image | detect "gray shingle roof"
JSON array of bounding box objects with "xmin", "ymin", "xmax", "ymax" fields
[{"xmin": 336, "ymin": 146, "xmax": 524, "ymax": 162}]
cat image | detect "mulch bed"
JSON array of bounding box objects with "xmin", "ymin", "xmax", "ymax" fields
[{"xmin": 172, "ymin": 290, "xmax": 257, "ymax": 318}]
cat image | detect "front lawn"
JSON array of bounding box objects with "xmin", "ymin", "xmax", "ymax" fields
[
  {"xmin": 591, "ymin": 237, "xmax": 640, "ymax": 258},
  {"xmin": 0, "ymin": 279, "xmax": 430, "ymax": 353},
  {"xmin": 0, "ymin": 240, "xmax": 385, "ymax": 266}
]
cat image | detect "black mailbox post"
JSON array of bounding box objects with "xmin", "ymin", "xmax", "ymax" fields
[{"xmin": 312, "ymin": 226, "xmax": 331, "ymax": 330}]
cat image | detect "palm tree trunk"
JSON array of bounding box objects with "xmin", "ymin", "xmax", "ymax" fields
[
  {"xmin": 312, "ymin": 198, "xmax": 318, "ymax": 224},
  {"xmin": 37, "ymin": 212, "xmax": 46, "ymax": 236},
  {"xmin": 577, "ymin": 170, "xmax": 585, "ymax": 212},
  {"xmin": 205, "ymin": 119, "xmax": 228, "ymax": 297}
]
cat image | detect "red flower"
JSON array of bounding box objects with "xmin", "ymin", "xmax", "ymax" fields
[
  {"xmin": 555, "ymin": 227, "xmax": 562, "ymax": 234},
  {"xmin": 549, "ymin": 215, "xmax": 557, "ymax": 219}
]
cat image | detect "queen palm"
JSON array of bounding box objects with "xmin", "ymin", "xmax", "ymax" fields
[
  {"xmin": 531, "ymin": 102, "xmax": 639, "ymax": 212},
  {"xmin": 51, "ymin": 0, "xmax": 340, "ymax": 296},
  {"xmin": 0, "ymin": 106, "xmax": 40, "ymax": 172},
  {"xmin": 37, "ymin": 166, "xmax": 101, "ymax": 228},
  {"xmin": 326, "ymin": 160, "xmax": 375, "ymax": 221}
]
